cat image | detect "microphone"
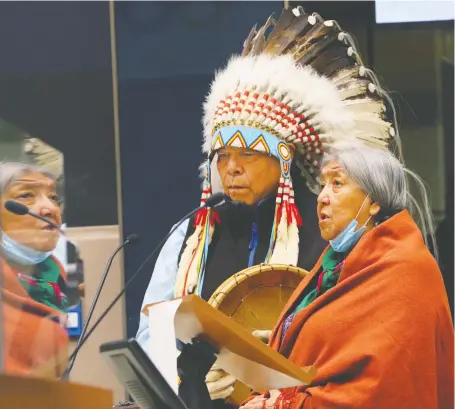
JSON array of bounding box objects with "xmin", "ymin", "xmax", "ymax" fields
[
  {"xmin": 63, "ymin": 192, "xmax": 225, "ymax": 378},
  {"xmin": 61, "ymin": 233, "xmax": 139, "ymax": 380},
  {"xmin": 4, "ymin": 200, "xmax": 65, "ymax": 235}
]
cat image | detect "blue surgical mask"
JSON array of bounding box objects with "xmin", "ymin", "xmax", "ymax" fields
[
  {"xmin": 329, "ymin": 196, "xmax": 371, "ymax": 253},
  {"xmin": 0, "ymin": 232, "xmax": 52, "ymax": 265}
]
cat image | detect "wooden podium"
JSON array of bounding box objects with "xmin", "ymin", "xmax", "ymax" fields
[{"xmin": 0, "ymin": 374, "xmax": 113, "ymax": 409}]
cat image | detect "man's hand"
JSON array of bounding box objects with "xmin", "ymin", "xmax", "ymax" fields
[
  {"xmin": 205, "ymin": 364, "xmax": 236, "ymax": 400},
  {"xmin": 204, "ymin": 329, "xmax": 271, "ymax": 401},
  {"xmin": 252, "ymin": 329, "xmax": 272, "ymax": 344}
]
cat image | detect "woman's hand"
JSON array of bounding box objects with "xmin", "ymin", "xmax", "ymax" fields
[
  {"xmin": 252, "ymin": 329, "xmax": 272, "ymax": 344},
  {"xmin": 240, "ymin": 390, "xmax": 281, "ymax": 409}
]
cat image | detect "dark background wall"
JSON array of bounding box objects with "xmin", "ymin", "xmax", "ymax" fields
[
  {"xmin": 115, "ymin": 1, "xmax": 286, "ymax": 337},
  {"xmin": 438, "ymin": 59, "xmax": 454, "ymax": 313},
  {"xmin": 0, "ymin": 1, "xmax": 117, "ymax": 228}
]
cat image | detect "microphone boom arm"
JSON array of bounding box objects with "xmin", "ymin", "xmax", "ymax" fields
[
  {"xmin": 61, "ymin": 235, "xmax": 136, "ymax": 379},
  {"xmin": 63, "ymin": 204, "xmax": 216, "ymax": 375},
  {"xmin": 63, "ymin": 193, "xmax": 224, "ymax": 377}
]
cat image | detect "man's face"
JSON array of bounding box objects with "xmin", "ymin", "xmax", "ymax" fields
[
  {"xmin": 216, "ymin": 147, "xmax": 282, "ymax": 205},
  {"xmin": 1, "ymin": 172, "xmax": 62, "ymax": 252}
]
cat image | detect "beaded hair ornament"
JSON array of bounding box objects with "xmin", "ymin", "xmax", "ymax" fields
[{"xmin": 174, "ymin": 6, "xmax": 401, "ymax": 297}]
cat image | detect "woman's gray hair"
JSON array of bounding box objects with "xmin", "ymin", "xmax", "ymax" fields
[
  {"xmin": 321, "ymin": 145, "xmax": 438, "ymax": 260},
  {"xmin": 0, "ymin": 161, "xmax": 56, "ymax": 198}
]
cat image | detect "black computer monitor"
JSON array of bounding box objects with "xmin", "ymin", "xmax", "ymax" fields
[{"xmin": 99, "ymin": 338, "xmax": 188, "ymax": 409}]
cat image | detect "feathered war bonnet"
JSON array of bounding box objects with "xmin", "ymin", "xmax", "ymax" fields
[{"xmin": 174, "ymin": 6, "xmax": 401, "ymax": 298}]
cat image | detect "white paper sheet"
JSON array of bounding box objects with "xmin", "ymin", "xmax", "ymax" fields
[
  {"xmin": 147, "ymin": 298, "xmax": 182, "ymax": 394},
  {"xmin": 216, "ymin": 348, "xmax": 308, "ymax": 390}
]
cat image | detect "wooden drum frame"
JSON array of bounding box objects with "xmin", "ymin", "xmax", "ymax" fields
[{"xmin": 208, "ymin": 264, "xmax": 308, "ymax": 406}]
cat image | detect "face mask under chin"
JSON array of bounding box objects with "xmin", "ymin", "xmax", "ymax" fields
[
  {"xmin": 329, "ymin": 196, "xmax": 372, "ymax": 253},
  {"xmin": 0, "ymin": 231, "xmax": 52, "ymax": 266}
]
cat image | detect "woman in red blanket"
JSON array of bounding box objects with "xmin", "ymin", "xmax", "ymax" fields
[
  {"xmin": 240, "ymin": 145, "xmax": 454, "ymax": 409},
  {"xmin": 0, "ymin": 162, "xmax": 68, "ymax": 375}
]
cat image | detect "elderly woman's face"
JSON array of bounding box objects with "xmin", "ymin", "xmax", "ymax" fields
[
  {"xmin": 217, "ymin": 147, "xmax": 282, "ymax": 205},
  {"xmin": 317, "ymin": 161, "xmax": 379, "ymax": 241},
  {"xmin": 1, "ymin": 172, "xmax": 62, "ymax": 252}
]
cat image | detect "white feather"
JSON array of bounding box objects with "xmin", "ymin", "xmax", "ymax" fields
[
  {"xmin": 176, "ymin": 220, "xmax": 216, "ymax": 297},
  {"xmin": 269, "ymin": 206, "xmax": 289, "ymax": 264},
  {"xmin": 344, "ymin": 98, "xmax": 385, "ymax": 116},
  {"xmin": 202, "ymin": 54, "xmax": 355, "ymax": 156},
  {"xmin": 175, "ymin": 225, "xmax": 202, "ymax": 298},
  {"xmin": 286, "ymin": 220, "xmax": 300, "ymax": 266}
]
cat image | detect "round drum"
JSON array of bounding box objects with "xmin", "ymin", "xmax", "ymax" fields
[{"xmin": 208, "ymin": 263, "xmax": 308, "ymax": 405}]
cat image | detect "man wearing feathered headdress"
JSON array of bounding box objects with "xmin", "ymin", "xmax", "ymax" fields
[{"xmin": 137, "ymin": 5, "xmax": 401, "ymax": 407}]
